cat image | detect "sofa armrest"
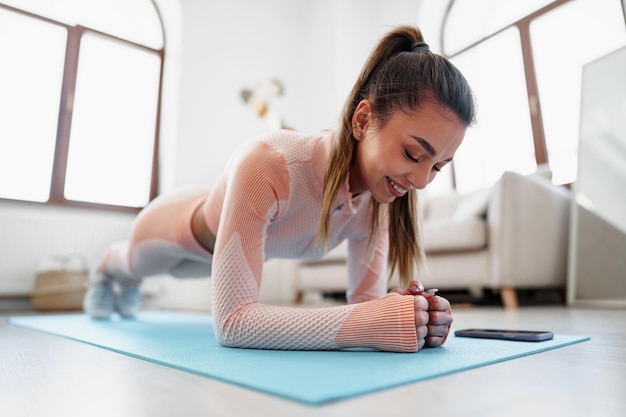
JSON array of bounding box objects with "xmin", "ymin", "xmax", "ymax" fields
[{"xmin": 487, "ymin": 171, "xmax": 571, "ymax": 287}]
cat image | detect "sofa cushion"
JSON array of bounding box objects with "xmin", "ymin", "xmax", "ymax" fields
[
  {"xmin": 422, "ymin": 187, "xmax": 491, "ymax": 222},
  {"xmin": 422, "ymin": 217, "xmax": 487, "ymax": 253},
  {"xmin": 453, "ymin": 188, "xmax": 491, "ymax": 221},
  {"xmin": 422, "ymin": 193, "xmax": 462, "ymax": 221}
]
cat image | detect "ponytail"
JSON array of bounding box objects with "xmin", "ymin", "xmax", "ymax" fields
[{"xmin": 318, "ymin": 25, "xmax": 475, "ymax": 287}]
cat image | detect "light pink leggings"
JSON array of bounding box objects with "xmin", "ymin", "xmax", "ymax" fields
[{"xmin": 94, "ymin": 187, "xmax": 214, "ymax": 284}]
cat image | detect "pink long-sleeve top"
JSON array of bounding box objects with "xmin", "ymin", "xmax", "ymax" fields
[{"xmin": 201, "ymin": 129, "xmax": 418, "ymax": 352}]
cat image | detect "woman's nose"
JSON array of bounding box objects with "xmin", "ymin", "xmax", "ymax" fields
[{"xmin": 407, "ymin": 165, "xmax": 434, "ymax": 190}]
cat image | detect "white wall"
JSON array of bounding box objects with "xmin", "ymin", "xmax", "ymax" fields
[
  {"xmin": 171, "ymin": 0, "xmax": 421, "ymax": 189},
  {"xmin": 0, "ymin": 0, "xmax": 422, "ymax": 304}
]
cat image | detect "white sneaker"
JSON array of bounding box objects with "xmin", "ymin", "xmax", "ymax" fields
[
  {"xmin": 83, "ymin": 283, "xmax": 114, "ymax": 319},
  {"xmin": 115, "ymin": 282, "xmax": 142, "ymax": 318}
]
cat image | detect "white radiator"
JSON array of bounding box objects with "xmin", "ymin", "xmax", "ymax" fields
[{"xmin": 0, "ymin": 202, "xmax": 134, "ymax": 295}]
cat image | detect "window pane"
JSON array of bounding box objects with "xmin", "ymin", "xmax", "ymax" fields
[
  {"xmin": 0, "ymin": 9, "xmax": 66, "ymax": 202},
  {"xmin": 64, "ymin": 32, "xmax": 160, "ymax": 207},
  {"xmin": 531, "ymin": 0, "xmax": 626, "ymax": 185},
  {"xmin": 451, "ymin": 27, "xmax": 536, "ymax": 193},
  {"xmin": 444, "ymin": 0, "xmax": 553, "ymax": 55},
  {"xmin": 2, "ymin": 0, "xmax": 163, "ymax": 49}
]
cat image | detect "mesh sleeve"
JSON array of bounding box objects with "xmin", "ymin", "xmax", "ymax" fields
[{"xmin": 211, "ymin": 140, "xmax": 418, "ymax": 352}]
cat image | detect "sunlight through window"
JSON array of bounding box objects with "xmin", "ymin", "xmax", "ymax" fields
[
  {"xmin": 450, "ymin": 27, "xmax": 536, "ymax": 193},
  {"xmin": 0, "ymin": 8, "xmax": 66, "ymax": 202},
  {"xmin": 0, "ymin": 0, "xmax": 163, "ymax": 209},
  {"xmin": 531, "ymin": 0, "xmax": 626, "ymax": 185},
  {"xmin": 443, "ymin": 0, "xmax": 553, "ymax": 55},
  {"xmin": 64, "ymin": 33, "xmax": 161, "ymax": 207}
]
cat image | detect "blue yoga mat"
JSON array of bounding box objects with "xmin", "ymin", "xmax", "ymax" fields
[{"xmin": 9, "ymin": 311, "xmax": 589, "ymax": 405}]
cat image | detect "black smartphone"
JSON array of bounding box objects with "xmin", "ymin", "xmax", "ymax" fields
[{"xmin": 454, "ymin": 328, "xmax": 554, "ymax": 342}]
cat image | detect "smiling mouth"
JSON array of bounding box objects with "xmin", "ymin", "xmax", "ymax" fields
[{"xmin": 387, "ymin": 177, "xmax": 408, "ymax": 197}]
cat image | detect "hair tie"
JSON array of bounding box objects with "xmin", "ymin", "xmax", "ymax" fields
[{"xmin": 411, "ymin": 42, "xmax": 430, "ymax": 53}]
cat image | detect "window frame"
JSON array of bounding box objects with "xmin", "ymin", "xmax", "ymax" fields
[
  {"xmin": 439, "ymin": 0, "xmax": 626, "ymax": 189},
  {"xmin": 0, "ymin": 3, "xmax": 164, "ymax": 213}
]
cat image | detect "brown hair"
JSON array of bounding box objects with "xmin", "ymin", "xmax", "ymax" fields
[{"xmin": 317, "ymin": 25, "xmax": 476, "ymax": 287}]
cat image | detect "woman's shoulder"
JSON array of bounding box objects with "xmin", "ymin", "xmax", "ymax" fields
[
  {"xmin": 257, "ymin": 129, "xmax": 334, "ymax": 164},
  {"xmin": 226, "ymin": 130, "xmax": 334, "ymax": 189}
]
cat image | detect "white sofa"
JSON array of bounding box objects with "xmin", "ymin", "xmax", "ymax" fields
[{"xmin": 294, "ymin": 171, "xmax": 571, "ymax": 308}]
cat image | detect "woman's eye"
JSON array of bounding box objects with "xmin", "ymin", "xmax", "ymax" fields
[{"xmin": 404, "ymin": 150, "xmax": 420, "ymax": 163}]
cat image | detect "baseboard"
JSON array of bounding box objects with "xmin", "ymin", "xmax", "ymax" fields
[{"xmin": 0, "ymin": 296, "xmax": 33, "ymax": 312}]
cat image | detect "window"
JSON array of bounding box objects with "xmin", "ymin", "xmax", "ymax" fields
[
  {"xmin": 0, "ymin": 0, "xmax": 164, "ymax": 210},
  {"xmin": 0, "ymin": 9, "xmax": 66, "ymax": 202},
  {"xmin": 64, "ymin": 32, "xmax": 161, "ymax": 207},
  {"xmin": 450, "ymin": 27, "xmax": 536, "ymax": 193},
  {"xmin": 442, "ymin": 0, "xmax": 554, "ymax": 56},
  {"xmin": 530, "ymin": 0, "xmax": 626, "ymax": 185},
  {"xmin": 418, "ymin": 0, "xmax": 626, "ymax": 192}
]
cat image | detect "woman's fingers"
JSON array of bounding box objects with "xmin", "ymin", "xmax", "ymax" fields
[
  {"xmin": 427, "ymin": 294, "xmax": 451, "ymax": 312},
  {"xmin": 417, "ymin": 325, "xmax": 428, "ymax": 350},
  {"xmin": 414, "ymin": 294, "xmax": 429, "ymax": 312},
  {"xmin": 414, "ymin": 295, "xmax": 429, "ymax": 350},
  {"xmin": 408, "ymin": 280, "xmax": 424, "ymax": 294},
  {"xmin": 429, "ymin": 309, "xmax": 453, "ymax": 325},
  {"xmin": 389, "ymin": 287, "xmax": 408, "ymax": 296},
  {"xmin": 425, "ymin": 335, "xmax": 446, "ymax": 347},
  {"xmin": 427, "ymin": 323, "xmax": 450, "ymax": 337},
  {"xmin": 424, "ymin": 295, "xmax": 453, "ymax": 348},
  {"xmin": 389, "ymin": 280, "xmax": 425, "ymax": 296},
  {"xmin": 414, "ymin": 295, "xmax": 429, "ymax": 326},
  {"xmin": 407, "ymin": 292, "xmax": 454, "ymax": 350}
]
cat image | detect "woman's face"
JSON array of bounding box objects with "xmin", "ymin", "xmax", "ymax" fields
[{"xmin": 350, "ymin": 100, "xmax": 466, "ymax": 204}]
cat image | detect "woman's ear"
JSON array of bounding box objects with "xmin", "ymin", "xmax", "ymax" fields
[{"xmin": 352, "ymin": 100, "xmax": 372, "ymax": 140}]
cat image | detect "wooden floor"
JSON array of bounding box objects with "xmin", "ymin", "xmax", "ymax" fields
[{"xmin": 1, "ymin": 303, "xmax": 625, "ymax": 417}]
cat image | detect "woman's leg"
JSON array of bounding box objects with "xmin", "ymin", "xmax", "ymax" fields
[{"xmin": 84, "ymin": 187, "xmax": 214, "ymax": 318}]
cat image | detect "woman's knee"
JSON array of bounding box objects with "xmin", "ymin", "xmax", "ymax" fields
[{"xmin": 170, "ymin": 259, "xmax": 212, "ymax": 278}]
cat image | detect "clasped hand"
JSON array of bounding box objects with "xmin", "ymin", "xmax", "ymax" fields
[{"xmin": 390, "ymin": 280, "xmax": 453, "ymax": 351}]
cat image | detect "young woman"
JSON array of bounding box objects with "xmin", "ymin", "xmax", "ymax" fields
[{"xmin": 84, "ymin": 25, "xmax": 476, "ymax": 353}]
